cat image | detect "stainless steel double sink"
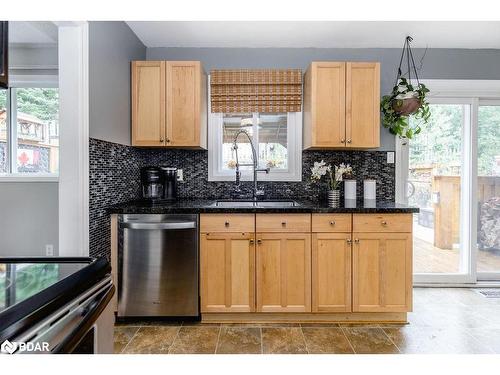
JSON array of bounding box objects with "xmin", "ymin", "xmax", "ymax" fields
[{"xmin": 211, "ymin": 200, "xmax": 301, "ymax": 208}]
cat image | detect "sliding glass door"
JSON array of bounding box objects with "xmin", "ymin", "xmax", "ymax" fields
[
  {"xmin": 398, "ymin": 93, "xmax": 500, "ymax": 284},
  {"xmin": 401, "ymin": 99, "xmax": 474, "ymax": 283},
  {"xmin": 476, "ymin": 101, "xmax": 500, "ymax": 280}
]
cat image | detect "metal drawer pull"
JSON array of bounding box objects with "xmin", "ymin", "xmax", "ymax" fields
[
  {"xmin": 257, "ymin": 239, "xmax": 262, "ymax": 244},
  {"xmin": 347, "ymin": 139, "xmax": 352, "ymax": 143},
  {"xmin": 329, "ymin": 220, "xmax": 335, "ymax": 226},
  {"xmin": 341, "ymin": 138, "xmax": 346, "ymax": 143},
  {"xmin": 381, "ymin": 220, "xmax": 388, "ymax": 226},
  {"xmin": 346, "ymin": 238, "xmax": 352, "ymax": 244},
  {"xmin": 160, "ymin": 138, "xmax": 164, "ymax": 142},
  {"xmin": 249, "ymin": 239, "xmax": 254, "ymax": 245},
  {"xmin": 281, "ymin": 221, "xmax": 287, "ymax": 226},
  {"xmin": 225, "ymin": 221, "xmax": 230, "ymax": 227},
  {"xmin": 121, "ymin": 222, "xmax": 195, "ymax": 230},
  {"xmin": 354, "ymin": 238, "xmax": 360, "ymax": 244}
]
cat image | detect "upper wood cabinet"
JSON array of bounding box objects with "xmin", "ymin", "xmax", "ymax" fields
[
  {"xmin": 303, "ymin": 61, "xmax": 380, "ymax": 149},
  {"xmin": 131, "ymin": 60, "xmax": 207, "ymax": 149},
  {"xmin": 131, "ymin": 61, "xmax": 165, "ymax": 147},
  {"xmin": 256, "ymin": 232, "xmax": 311, "ymax": 313},
  {"xmin": 346, "ymin": 62, "xmax": 381, "ymax": 148}
]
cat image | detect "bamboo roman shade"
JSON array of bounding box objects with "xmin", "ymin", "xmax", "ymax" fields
[{"xmin": 210, "ymin": 69, "xmax": 302, "ymax": 113}]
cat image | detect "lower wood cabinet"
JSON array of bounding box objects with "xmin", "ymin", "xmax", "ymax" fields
[
  {"xmin": 200, "ymin": 232, "xmax": 255, "ymax": 313},
  {"xmin": 312, "ymin": 233, "xmax": 352, "ymax": 312},
  {"xmin": 352, "ymin": 232, "xmax": 413, "ymax": 312},
  {"xmin": 256, "ymin": 233, "xmax": 311, "ymax": 312},
  {"xmin": 198, "ymin": 213, "xmax": 413, "ymax": 320}
]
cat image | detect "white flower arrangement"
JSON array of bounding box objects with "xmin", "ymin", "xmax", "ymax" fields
[{"xmin": 311, "ymin": 160, "xmax": 353, "ymax": 190}]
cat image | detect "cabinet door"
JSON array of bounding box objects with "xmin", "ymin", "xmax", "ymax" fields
[
  {"xmin": 312, "ymin": 233, "xmax": 352, "ymax": 312},
  {"xmin": 166, "ymin": 61, "xmax": 205, "ymax": 148},
  {"xmin": 304, "ymin": 62, "xmax": 346, "ymax": 149},
  {"xmin": 346, "ymin": 62, "xmax": 380, "ymax": 148},
  {"xmin": 200, "ymin": 232, "xmax": 255, "ymax": 312},
  {"xmin": 352, "ymin": 233, "xmax": 412, "ymax": 312},
  {"xmin": 256, "ymin": 233, "xmax": 311, "ymax": 312},
  {"xmin": 131, "ymin": 61, "xmax": 166, "ymax": 146}
]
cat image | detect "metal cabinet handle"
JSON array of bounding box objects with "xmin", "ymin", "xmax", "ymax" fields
[
  {"xmin": 347, "ymin": 139, "xmax": 352, "ymax": 144},
  {"xmin": 354, "ymin": 238, "xmax": 360, "ymax": 244},
  {"xmin": 329, "ymin": 220, "xmax": 336, "ymax": 226},
  {"xmin": 346, "ymin": 238, "xmax": 352, "ymax": 244},
  {"xmin": 166, "ymin": 138, "xmax": 171, "ymax": 143},
  {"xmin": 225, "ymin": 221, "xmax": 230, "ymax": 227},
  {"xmin": 281, "ymin": 221, "xmax": 287, "ymax": 226},
  {"xmin": 257, "ymin": 239, "xmax": 262, "ymax": 244},
  {"xmin": 160, "ymin": 138, "xmax": 164, "ymax": 142},
  {"xmin": 381, "ymin": 220, "xmax": 388, "ymax": 226},
  {"xmin": 249, "ymin": 239, "xmax": 254, "ymax": 245},
  {"xmin": 341, "ymin": 138, "xmax": 346, "ymax": 143}
]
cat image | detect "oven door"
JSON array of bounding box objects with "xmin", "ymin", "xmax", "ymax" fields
[{"xmin": 10, "ymin": 276, "xmax": 115, "ymax": 354}]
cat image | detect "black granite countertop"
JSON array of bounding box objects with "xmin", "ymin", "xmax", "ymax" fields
[{"xmin": 107, "ymin": 199, "xmax": 419, "ymax": 214}]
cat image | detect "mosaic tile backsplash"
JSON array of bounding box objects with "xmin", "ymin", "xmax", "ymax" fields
[{"xmin": 89, "ymin": 137, "xmax": 395, "ymax": 258}]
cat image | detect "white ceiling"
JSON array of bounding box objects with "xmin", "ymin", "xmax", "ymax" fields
[
  {"xmin": 9, "ymin": 21, "xmax": 58, "ymax": 45},
  {"xmin": 126, "ymin": 21, "xmax": 500, "ymax": 49}
]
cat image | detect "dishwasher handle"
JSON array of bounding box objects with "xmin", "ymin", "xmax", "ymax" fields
[{"xmin": 120, "ymin": 221, "xmax": 196, "ymax": 230}]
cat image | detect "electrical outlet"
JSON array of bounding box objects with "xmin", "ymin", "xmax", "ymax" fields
[
  {"xmin": 177, "ymin": 169, "xmax": 184, "ymax": 181},
  {"xmin": 45, "ymin": 244, "xmax": 54, "ymax": 256},
  {"xmin": 387, "ymin": 152, "xmax": 395, "ymax": 164}
]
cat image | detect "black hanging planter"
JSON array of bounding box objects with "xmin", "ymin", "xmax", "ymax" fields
[{"xmin": 381, "ymin": 36, "xmax": 431, "ymax": 140}]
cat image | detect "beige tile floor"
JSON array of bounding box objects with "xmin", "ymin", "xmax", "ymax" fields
[{"xmin": 114, "ymin": 288, "xmax": 500, "ymax": 354}]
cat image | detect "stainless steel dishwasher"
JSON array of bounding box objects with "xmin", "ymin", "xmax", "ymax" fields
[{"xmin": 117, "ymin": 214, "xmax": 199, "ymax": 318}]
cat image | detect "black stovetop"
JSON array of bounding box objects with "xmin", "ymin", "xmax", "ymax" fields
[{"xmin": 0, "ymin": 257, "xmax": 110, "ymax": 342}]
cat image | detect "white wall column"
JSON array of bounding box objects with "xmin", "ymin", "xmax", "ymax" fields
[{"xmin": 57, "ymin": 22, "xmax": 89, "ymax": 256}]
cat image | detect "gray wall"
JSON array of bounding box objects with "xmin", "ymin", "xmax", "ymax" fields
[
  {"xmin": 147, "ymin": 47, "xmax": 500, "ymax": 151},
  {"xmin": 89, "ymin": 21, "xmax": 146, "ymax": 145},
  {"xmin": 0, "ymin": 182, "xmax": 59, "ymax": 256}
]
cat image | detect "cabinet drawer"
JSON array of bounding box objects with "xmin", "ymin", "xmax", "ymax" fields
[
  {"xmin": 312, "ymin": 214, "xmax": 351, "ymax": 232},
  {"xmin": 353, "ymin": 214, "xmax": 412, "ymax": 233},
  {"xmin": 200, "ymin": 214, "xmax": 255, "ymax": 233},
  {"xmin": 256, "ymin": 214, "xmax": 311, "ymax": 232}
]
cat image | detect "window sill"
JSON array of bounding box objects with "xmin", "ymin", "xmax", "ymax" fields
[{"xmin": 0, "ymin": 174, "xmax": 59, "ymax": 182}]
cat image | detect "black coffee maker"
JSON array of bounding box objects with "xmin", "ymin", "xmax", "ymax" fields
[
  {"xmin": 141, "ymin": 166, "xmax": 163, "ymax": 200},
  {"xmin": 161, "ymin": 167, "xmax": 178, "ymax": 201}
]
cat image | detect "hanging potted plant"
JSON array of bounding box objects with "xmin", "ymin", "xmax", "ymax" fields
[{"xmin": 381, "ymin": 36, "xmax": 431, "ymax": 140}]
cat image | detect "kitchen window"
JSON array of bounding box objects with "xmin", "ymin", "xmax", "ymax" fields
[
  {"xmin": 0, "ymin": 86, "xmax": 59, "ymax": 179},
  {"xmin": 208, "ymin": 111, "xmax": 302, "ymax": 181}
]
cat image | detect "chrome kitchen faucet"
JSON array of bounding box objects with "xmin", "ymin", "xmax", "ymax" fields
[{"xmin": 232, "ymin": 129, "xmax": 270, "ymax": 200}]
